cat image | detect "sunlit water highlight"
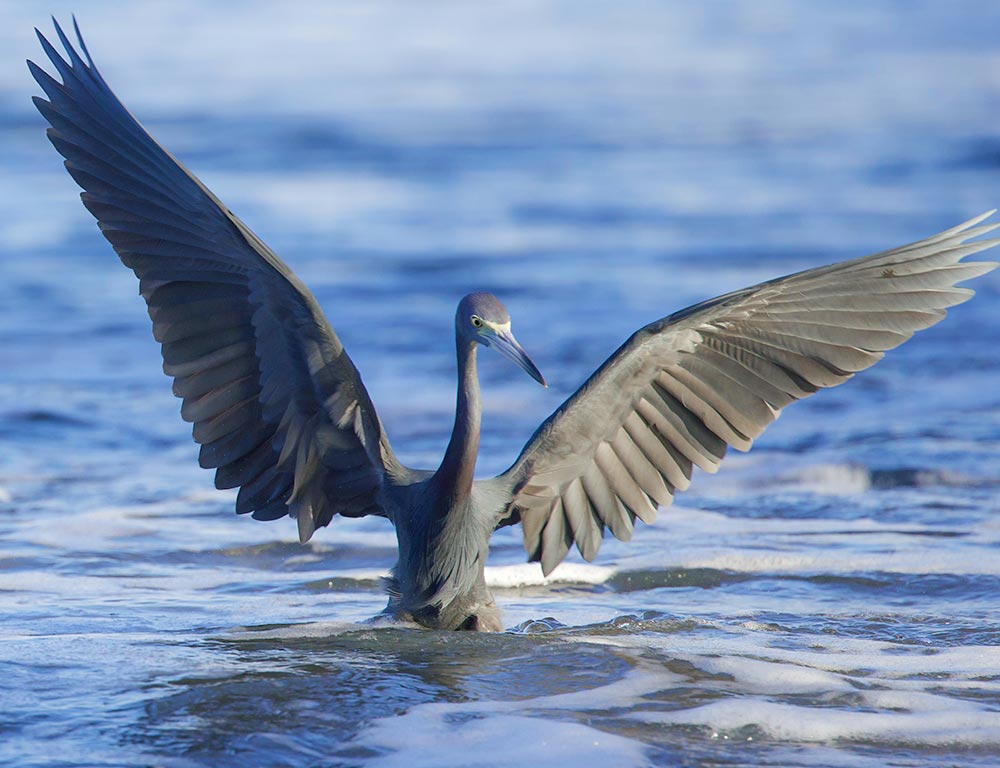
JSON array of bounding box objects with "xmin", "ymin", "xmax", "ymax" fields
[{"xmin": 2, "ymin": 2, "xmax": 1000, "ymax": 766}]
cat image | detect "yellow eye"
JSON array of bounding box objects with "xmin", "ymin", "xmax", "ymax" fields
[{"xmin": 471, "ymin": 316, "xmax": 484, "ymax": 328}]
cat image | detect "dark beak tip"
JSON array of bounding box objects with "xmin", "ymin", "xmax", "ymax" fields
[{"xmin": 526, "ymin": 362, "xmax": 547, "ymax": 388}]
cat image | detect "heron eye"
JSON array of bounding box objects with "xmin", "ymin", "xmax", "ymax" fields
[{"xmin": 471, "ymin": 316, "xmax": 484, "ymax": 328}]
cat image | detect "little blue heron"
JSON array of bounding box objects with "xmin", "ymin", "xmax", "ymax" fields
[{"xmin": 31, "ymin": 19, "xmax": 999, "ymax": 631}]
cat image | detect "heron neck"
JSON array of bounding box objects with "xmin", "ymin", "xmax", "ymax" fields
[{"xmin": 436, "ymin": 339, "xmax": 481, "ymax": 505}]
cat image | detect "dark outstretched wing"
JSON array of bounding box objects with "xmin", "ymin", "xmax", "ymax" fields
[
  {"xmin": 30, "ymin": 18, "xmax": 406, "ymax": 540},
  {"xmin": 498, "ymin": 213, "xmax": 998, "ymax": 574}
]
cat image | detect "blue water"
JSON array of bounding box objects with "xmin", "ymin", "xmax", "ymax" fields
[{"xmin": 2, "ymin": 2, "xmax": 1000, "ymax": 766}]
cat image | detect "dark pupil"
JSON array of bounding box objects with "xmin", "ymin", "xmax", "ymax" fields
[{"xmin": 472, "ymin": 317, "xmax": 482, "ymax": 327}]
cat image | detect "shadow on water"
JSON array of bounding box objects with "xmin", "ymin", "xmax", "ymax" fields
[{"xmin": 125, "ymin": 624, "xmax": 636, "ymax": 765}]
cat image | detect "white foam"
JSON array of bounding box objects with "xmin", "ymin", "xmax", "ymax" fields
[
  {"xmin": 688, "ymin": 654, "xmax": 854, "ymax": 696},
  {"xmin": 615, "ymin": 505, "xmax": 1000, "ymax": 577},
  {"xmin": 573, "ymin": 623, "xmax": 1000, "ymax": 748},
  {"xmin": 357, "ymin": 712, "xmax": 649, "ymax": 768},
  {"xmin": 485, "ymin": 562, "xmax": 615, "ymax": 588},
  {"xmin": 353, "ymin": 667, "xmax": 663, "ymax": 768},
  {"xmin": 642, "ymin": 697, "xmax": 1000, "ymax": 747},
  {"xmin": 584, "ymin": 628, "xmax": 1000, "ymax": 683}
]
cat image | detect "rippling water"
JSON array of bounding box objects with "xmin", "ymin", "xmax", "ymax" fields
[{"xmin": 2, "ymin": 2, "xmax": 1000, "ymax": 766}]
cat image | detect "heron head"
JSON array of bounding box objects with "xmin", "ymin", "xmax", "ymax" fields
[{"xmin": 457, "ymin": 292, "xmax": 546, "ymax": 386}]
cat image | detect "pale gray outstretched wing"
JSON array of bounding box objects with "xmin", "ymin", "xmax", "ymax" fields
[
  {"xmin": 499, "ymin": 213, "xmax": 999, "ymax": 575},
  {"xmin": 30, "ymin": 19, "xmax": 406, "ymax": 540}
]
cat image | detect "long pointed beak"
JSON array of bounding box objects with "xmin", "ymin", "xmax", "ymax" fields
[{"xmin": 490, "ymin": 328, "xmax": 547, "ymax": 387}]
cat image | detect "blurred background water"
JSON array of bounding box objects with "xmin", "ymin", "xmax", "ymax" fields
[{"xmin": 2, "ymin": 1, "xmax": 1000, "ymax": 766}]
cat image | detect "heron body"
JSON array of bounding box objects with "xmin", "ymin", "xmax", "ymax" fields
[{"xmin": 31, "ymin": 19, "xmax": 999, "ymax": 631}]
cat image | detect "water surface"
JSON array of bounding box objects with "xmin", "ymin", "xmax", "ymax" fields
[{"xmin": 2, "ymin": 2, "xmax": 1000, "ymax": 766}]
